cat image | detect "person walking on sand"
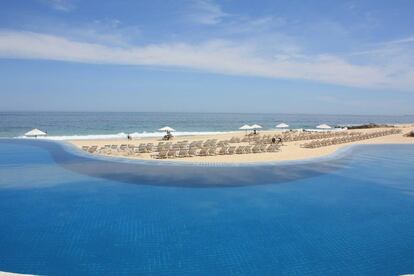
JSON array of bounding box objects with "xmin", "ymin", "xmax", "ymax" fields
[{"xmin": 272, "ymin": 137, "xmax": 276, "ymax": 144}]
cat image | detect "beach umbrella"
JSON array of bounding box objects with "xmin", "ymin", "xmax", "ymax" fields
[
  {"xmin": 251, "ymin": 124, "xmax": 262, "ymax": 135},
  {"xmin": 239, "ymin": 124, "xmax": 252, "ymax": 130},
  {"xmin": 239, "ymin": 124, "xmax": 252, "ymax": 135},
  {"xmin": 276, "ymin": 123, "xmax": 289, "ymax": 128},
  {"xmin": 316, "ymin": 124, "xmax": 332, "ymax": 129},
  {"xmin": 158, "ymin": 126, "xmax": 175, "ymax": 132},
  {"xmin": 24, "ymin": 128, "xmax": 47, "ymax": 138}
]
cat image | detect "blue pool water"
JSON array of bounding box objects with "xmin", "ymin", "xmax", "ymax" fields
[{"xmin": 0, "ymin": 139, "xmax": 414, "ymax": 275}]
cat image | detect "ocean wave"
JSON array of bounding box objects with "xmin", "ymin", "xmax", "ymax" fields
[{"xmin": 16, "ymin": 131, "xmax": 236, "ymax": 140}]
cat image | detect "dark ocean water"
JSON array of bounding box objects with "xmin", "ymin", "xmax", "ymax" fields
[
  {"xmin": 0, "ymin": 140, "xmax": 414, "ymax": 275},
  {"xmin": 0, "ymin": 112, "xmax": 413, "ymax": 138}
]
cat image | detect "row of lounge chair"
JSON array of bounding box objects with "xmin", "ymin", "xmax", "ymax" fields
[
  {"xmin": 81, "ymin": 130, "xmax": 360, "ymax": 155},
  {"xmin": 81, "ymin": 129, "xmax": 399, "ymax": 157},
  {"xmin": 81, "ymin": 143, "xmax": 281, "ymax": 159},
  {"xmin": 279, "ymin": 131, "xmax": 361, "ymax": 142},
  {"xmin": 152, "ymin": 144, "xmax": 280, "ymax": 159},
  {"xmin": 301, "ymin": 129, "xmax": 401, "ymax": 148},
  {"xmin": 227, "ymin": 131, "xmax": 361, "ymax": 145},
  {"xmin": 82, "ymin": 144, "xmax": 136, "ymax": 155}
]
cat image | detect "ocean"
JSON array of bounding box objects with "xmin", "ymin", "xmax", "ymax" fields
[{"xmin": 1, "ymin": 112, "xmax": 413, "ymax": 139}]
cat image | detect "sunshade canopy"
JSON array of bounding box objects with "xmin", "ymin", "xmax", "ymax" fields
[
  {"xmin": 276, "ymin": 123, "xmax": 289, "ymax": 128},
  {"xmin": 158, "ymin": 126, "xmax": 175, "ymax": 132},
  {"xmin": 251, "ymin": 124, "xmax": 262, "ymax": 129},
  {"xmin": 24, "ymin": 128, "xmax": 47, "ymax": 137},
  {"xmin": 239, "ymin": 124, "xmax": 252, "ymax": 130},
  {"xmin": 316, "ymin": 124, "xmax": 332, "ymax": 129}
]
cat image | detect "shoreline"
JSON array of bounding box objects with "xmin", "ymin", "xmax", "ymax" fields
[{"xmin": 66, "ymin": 124, "xmax": 414, "ymax": 165}]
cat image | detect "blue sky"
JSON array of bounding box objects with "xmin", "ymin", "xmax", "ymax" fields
[{"xmin": 0, "ymin": 0, "xmax": 413, "ymax": 114}]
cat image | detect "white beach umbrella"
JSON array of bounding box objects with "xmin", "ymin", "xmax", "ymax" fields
[
  {"xmin": 276, "ymin": 123, "xmax": 289, "ymax": 128},
  {"xmin": 251, "ymin": 124, "xmax": 262, "ymax": 135},
  {"xmin": 251, "ymin": 124, "xmax": 262, "ymax": 129},
  {"xmin": 239, "ymin": 124, "xmax": 252, "ymax": 130},
  {"xmin": 24, "ymin": 128, "xmax": 47, "ymax": 137},
  {"xmin": 239, "ymin": 124, "xmax": 252, "ymax": 135},
  {"xmin": 158, "ymin": 126, "xmax": 175, "ymax": 132},
  {"xmin": 316, "ymin": 124, "xmax": 332, "ymax": 129}
]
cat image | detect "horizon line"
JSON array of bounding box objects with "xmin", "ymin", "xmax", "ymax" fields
[{"xmin": 0, "ymin": 110, "xmax": 412, "ymax": 117}]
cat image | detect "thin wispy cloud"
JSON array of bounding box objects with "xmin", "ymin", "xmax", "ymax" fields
[
  {"xmin": 42, "ymin": 0, "xmax": 75, "ymax": 12},
  {"xmin": 187, "ymin": 0, "xmax": 228, "ymax": 25},
  {"xmin": 1, "ymin": 1, "xmax": 413, "ymax": 92},
  {"xmin": 379, "ymin": 35, "xmax": 414, "ymax": 46},
  {"xmin": 348, "ymin": 35, "xmax": 414, "ymax": 70},
  {"xmin": 1, "ymin": 30, "xmax": 413, "ymax": 91},
  {"xmin": 64, "ymin": 19, "xmax": 141, "ymax": 46}
]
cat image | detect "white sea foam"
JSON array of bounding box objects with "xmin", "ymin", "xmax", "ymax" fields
[{"xmin": 16, "ymin": 131, "xmax": 235, "ymax": 140}]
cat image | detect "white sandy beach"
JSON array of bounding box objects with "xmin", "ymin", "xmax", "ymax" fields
[{"xmin": 68, "ymin": 124, "xmax": 414, "ymax": 164}]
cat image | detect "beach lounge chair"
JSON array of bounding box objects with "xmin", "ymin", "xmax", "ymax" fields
[
  {"xmin": 167, "ymin": 150, "xmax": 178, "ymax": 158},
  {"xmin": 155, "ymin": 151, "xmax": 168, "ymax": 159},
  {"xmin": 188, "ymin": 147, "xmax": 198, "ymax": 157},
  {"xmin": 198, "ymin": 148, "xmax": 208, "ymax": 156},
  {"xmin": 236, "ymin": 146, "xmax": 245, "ymax": 154},
  {"xmin": 88, "ymin": 146, "xmax": 98, "ymax": 153},
  {"xmin": 146, "ymin": 143, "xmax": 154, "ymax": 152},
  {"xmin": 227, "ymin": 146, "xmax": 236, "ymax": 155},
  {"xmin": 252, "ymin": 145, "xmax": 261, "ymax": 153},
  {"xmin": 218, "ymin": 147, "xmax": 228, "ymax": 155},
  {"xmin": 208, "ymin": 147, "xmax": 217, "ymax": 156},
  {"xmin": 178, "ymin": 149, "xmax": 189, "ymax": 158}
]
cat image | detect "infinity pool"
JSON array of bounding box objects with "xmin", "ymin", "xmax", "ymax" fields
[{"xmin": 0, "ymin": 140, "xmax": 413, "ymax": 275}]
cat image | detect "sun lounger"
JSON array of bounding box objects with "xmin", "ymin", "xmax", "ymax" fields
[
  {"xmin": 155, "ymin": 151, "xmax": 168, "ymax": 159},
  {"xmin": 227, "ymin": 146, "xmax": 236, "ymax": 155},
  {"xmin": 188, "ymin": 148, "xmax": 198, "ymax": 157},
  {"xmin": 198, "ymin": 148, "xmax": 208, "ymax": 156},
  {"xmin": 178, "ymin": 149, "xmax": 189, "ymax": 158},
  {"xmin": 252, "ymin": 145, "xmax": 261, "ymax": 153},
  {"xmin": 167, "ymin": 150, "xmax": 178, "ymax": 158},
  {"xmin": 236, "ymin": 146, "xmax": 245, "ymax": 154},
  {"xmin": 208, "ymin": 147, "xmax": 217, "ymax": 156},
  {"xmin": 218, "ymin": 147, "xmax": 228, "ymax": 155},
  {"xmin": 244, "ymin": 146, "xmax": 252, "ymax": 154}
]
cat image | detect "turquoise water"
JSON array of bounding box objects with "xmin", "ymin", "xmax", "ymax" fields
[
  {"xmin": 1, "ymin": 112, "xmax": 414, "ymax": 138},
  {"xmin": 0, "ymin": 139, "xmax": 414, "ymax": 275}
]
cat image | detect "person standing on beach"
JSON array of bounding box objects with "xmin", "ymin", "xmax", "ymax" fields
[{"xmin": 277, "ymin": 137, "xmax": 283, "ymax": 145}]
